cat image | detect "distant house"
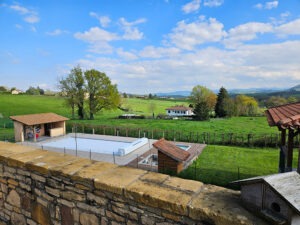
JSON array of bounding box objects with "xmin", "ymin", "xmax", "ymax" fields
[
  {"xmin": 153, "ymin": 138, "xmax": 190, "ymax": 174},
  {"xmin": 11, "ymin": 89, "xmax": 22, "ymax": 95},
  {"xmin": 233, "ymin": 172, "xmax": 300, "ymax": 225},
  {"xmin": 10, "ymin": 113, "xmax": 69, "ymax": 142},
  {"xmin": 166, "ymin": 105, "xmax": 194, "ymax": 117}
]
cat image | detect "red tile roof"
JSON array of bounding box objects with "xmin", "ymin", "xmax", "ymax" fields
[
  {"xmin": 10, "ymin": 113, "xmax": 69, "ymax": 126},
  {"xmin": 265, "ymin": 102, "xmax": 300, "ymax": 129},
  {"xmin": 153, "ymin": 138, "xmax": 190, "ymax": 162},
  {"xmin": 166, "ymin": 105, "xmax": 192, "ymax": 111}
]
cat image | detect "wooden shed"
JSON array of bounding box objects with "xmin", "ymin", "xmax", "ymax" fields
[
  {"xmin": 234, "ymin": 172, "xmax": 300, "ymax": 225},
  {"xmin": 153, "ymin": 138, "xmax": 190, "ymax": 174},
  {"xmin": 265, "ymin": 102, "xmax": 300, "ymax": 172},
  {"xmin": 10, "ymin": 113, "xmax": 69, "ymax": 142}
]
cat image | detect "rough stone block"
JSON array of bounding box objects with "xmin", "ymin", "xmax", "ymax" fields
[
  {"xmin": 11, "ymin": 212, "xmax": 26, "ymax": 225},
  {"xmin": 79, "ymin": 212, "xmax": 99, "ymax": 225},
  {"xmin": 7, "ymin": 189, "xmax": 21, "ymax": 208},
  {"xmin": 94, "ymin": 166, "xmax": 147, "ymax": 195},
  {"xmin": 106, "ymin": 210, "xmax": 125, "ymax": 223},
  {"xmin": 125, "ymin": 180, "xmax": 192, "ymax": 215},
  {"xmin": 62, "ymin": 191, "xmax": 85, "ymax": 202},
  {"xmin": 61, "ymin": 205, "xmax": 74, "ymax": 225},
  {"xmin": 45, "ymin": 186, "xmax": 60, "ymax": 197},
  {"xmin": 31, "ymin": 173, "xmax": 46, "ymax": 183},
  {"xmin": 31, "ymin": 202, "xmax": 51, "ymax": 225},
  {"xmin": 87, "ymin": 192, "xmax": 107, "ymax": 206}
]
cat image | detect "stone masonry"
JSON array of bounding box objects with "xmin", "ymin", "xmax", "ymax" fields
[{"xmin": 0, "ymin": 141, "xmax": 267, "ymax": 225}]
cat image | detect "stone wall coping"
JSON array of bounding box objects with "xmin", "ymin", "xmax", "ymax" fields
[{"xmin": 0, "ymin": 141, "xmax": 267, "ymax": 225}]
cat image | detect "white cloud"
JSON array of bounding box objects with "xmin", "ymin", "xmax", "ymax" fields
[
  {"xmin": 24, "ymin": 14, "xmax": 39, "ymax": 23},
  {"xmin": 224, "ymin": 22, "xmax": 273, "ymax": 48},
  {"xmin": 15, "ymin": 24, "xmax": 23, "ymax": 29},
  {"xmin": 74, "ymin": 27, "xmax": 119, "ymax": 54},
  {"xmin": 74, "ymin": 40, "xmax": 300, "ymax": 93},
  {"xmin": 254, "ymin": 1, "xmax": 278, "ymax": 10},
  {"xmin": 168, "ymin": 17, "xmax": 226, "ymax": 50},
  {"xmin": 46, "ymin": 29, "xmax": 68, "ymax": 36},
  {"xmin": 139, "ymin": 46, "xmax": 181, "ymax": 58},
  {"xmin": 90, "ymin": 12, "xmax": 111, "ymax": 27},
  {"xmin": 266, "ymin": 1, "xmax": 279, "ymax": 9},
  {"xmin": 116, "ymin": 48, "xmax": 137, "ymax": 60},
  {"xmin": 9, "ymin": 4, "xmax": 40, "ymax": 24},
  {"xmin": 182, "ymin": 0, "xmax": 201, "ymax": 14},
  {"xmin": 119, "ymin": 18, "xmax": 146, "ymax": 40},
  {"xmin": 275, "ymin": 18, "xmax": 300, "ymax": 37},
  {"xmin": 74, "ymin": 27, "xmax": 119, "ymax": 42},
  {"xmin": 203, "ymin": 0, "xmax": 224, "ymax": 7}
]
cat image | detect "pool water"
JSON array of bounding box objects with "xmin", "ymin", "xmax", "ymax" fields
[{"xmin": 176, "ymin": 144, "xmax": 191, "ymax": 151}]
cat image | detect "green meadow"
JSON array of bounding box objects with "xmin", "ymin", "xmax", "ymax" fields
[
  {"xmin": 0, "ymin": 94, "xmax": 277, "ymax": 135},
  {"xmin": 0, "ymin": 94, "xmax": 290, "ymax": 187}
]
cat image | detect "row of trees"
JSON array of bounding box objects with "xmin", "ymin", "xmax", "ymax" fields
[
  {"xmin": 59, "ymin": 66, "xmax": 120, "ymax": 120},
  {"xmin": 189, "ymin": 85, "xmax": 259, "ymax": 120}
]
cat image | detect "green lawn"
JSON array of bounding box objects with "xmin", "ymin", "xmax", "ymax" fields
[
  {"xmin": 0, "ymin": 94, "xmax": 279, "ymax": 146},
  {"xmin": 179, "ymin": 145, "xmax": 299, "ymax": 188}
]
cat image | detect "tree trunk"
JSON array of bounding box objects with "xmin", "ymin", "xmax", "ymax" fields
[{"xmin": 90, "ymin": 112, "xmax": 94, "ymax": 120}]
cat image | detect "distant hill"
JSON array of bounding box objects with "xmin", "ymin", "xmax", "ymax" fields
[
  {"xmin": 154, "ymin": 85, "xmax": 300, "ymax": 99},
  {"xmin": 155, "ymin": 91, "xmax": 190, "ymax": 98},
  {"xmin": 290, "ymin": 84, "xmax": 300, "ymax": 92}
]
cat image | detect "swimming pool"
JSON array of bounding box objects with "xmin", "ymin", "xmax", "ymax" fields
[
  {"xmin": 176, "ymin": 144, "xmax": 191, "ymax": 151},
  {"xmin": 39, "ymin": 136, "xmax": 149, "ymax": 156}
]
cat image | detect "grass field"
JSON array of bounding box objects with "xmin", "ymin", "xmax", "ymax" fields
[
  {"xmin": 179, "ymin": 145, "xmax": 299, "ymax": 188},
  {"xmin": 0, "ymin": 94, "xmax": 298, "ymax": 188}
]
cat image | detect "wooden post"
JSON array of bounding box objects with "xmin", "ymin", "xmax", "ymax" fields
[
  {"xmin": 286, "ymin": 129, "xmax": 294, "ymax": 171},
  {"xmin": 298, "ymin": 145, "xmax": 300, "ymax": 173}
]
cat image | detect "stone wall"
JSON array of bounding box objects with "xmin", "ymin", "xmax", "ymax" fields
[{"xmin": 0, "ymin": 142, "xmax": 267, "ymax": 225}]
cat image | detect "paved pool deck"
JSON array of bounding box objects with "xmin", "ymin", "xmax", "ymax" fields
[{"xmin": 19, "ymin": 133, "xmax": 206, "ymax": 168}]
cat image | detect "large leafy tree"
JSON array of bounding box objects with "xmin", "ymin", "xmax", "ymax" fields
[
  {"xmin": 189, "ymin": 85, "xmax": 216, "ymax": 120},
  {"xmin": 59, "ymin": 66, "xmax": 85, "ymax": 119},
  {"xmin": 215, "ymin": 87, "xmax": 229, "ymax": 117},
  {"xmin": 85, "ymin": 69, "xmax": 120, "ymax": 120}
]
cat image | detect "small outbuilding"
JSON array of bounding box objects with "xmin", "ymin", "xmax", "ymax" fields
[
  {"xmin": 153, "ymin": 138, "xmax": 190, "ymax": 174},
  {"xmin": 10, "ymin": 113, "xmax": 69, "ymax": 142},
  {"xmin": 233, "ymin": 172, "xmax": 300, "ymax": 225}
]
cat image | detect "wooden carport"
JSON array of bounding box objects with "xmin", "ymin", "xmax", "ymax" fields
[
  {"xmin": 10, "ymin": 113, "xmax": 69, "ymax": 142},
  {"xmin": 265, "ymin": 102, "xmax": 300, "ymax": 173}
]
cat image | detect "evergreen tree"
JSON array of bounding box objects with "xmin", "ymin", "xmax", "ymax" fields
[
  {"xmin": 215, "ymin": 87, "xmax": 229, "ymax": 117},
  {"xmin": 193, "ymin": 101, "xmax": 210, "ymax": 121}
]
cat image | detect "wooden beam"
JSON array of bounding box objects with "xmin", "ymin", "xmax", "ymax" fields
[
  {"xmin": 286, "ymin": 129, "xmax": 294, "ymax": 171},
  {"xmin": 298, "ymin": 145, "xmax": 300, "ymax": 174},
  {"xmin": 281, "ymin": 129, "xmax": 286, "ymax": 146}
]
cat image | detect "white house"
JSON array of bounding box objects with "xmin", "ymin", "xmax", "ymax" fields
[
  {"xmin": 166, "ymin": 105, "xmax": 194, "ymax": 117},
  {"xmin": 11, "ymin": 89, "xmax": 23, "ymax": 95}
]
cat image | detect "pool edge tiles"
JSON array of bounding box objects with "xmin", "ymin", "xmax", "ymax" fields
[{"xmin": 37, "ymin": 134, "xmax": 149, "ymax": 156}]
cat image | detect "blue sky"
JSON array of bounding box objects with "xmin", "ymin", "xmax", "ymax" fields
[{"xmin": 1, "ymin": 0, "xmax": 300, "ymax": 94}]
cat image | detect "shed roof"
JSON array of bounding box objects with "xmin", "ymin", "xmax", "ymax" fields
[
  {"xmin": 153, "ymin": 138, "xmax": 190, "ymax": 162},
  {"xmin": 265, "ymin": 102, "xmax": 300, "ymax": 129},
  {"xmin": 166, "ymin": 105, "xmax": 192, "ymax": 111},
  {"xmin": 234, "ymin": 172, "xmax": 300, "ymax": 214},
  {"xmin": 10, "ymin": 113, "xmax": 69, "ymax": 126}
]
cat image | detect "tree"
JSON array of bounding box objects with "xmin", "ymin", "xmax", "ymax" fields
[
  {"xmin": 59, "ymin": 66, "xmax": 85, "ymax": 119},
  {"xmin": 265, "ymin": 96, "xmax": 287, "ymax": 108},
  {"xmin": 235, "ymin": 95, "xmax": 259, "ymax": 116},
  {"xmin": 215, "ymin": 87, "xmax": 229, "ymax": 117},
  {"xmin": 0, "ymin": 86, "xmax": 8, "ymax": 92},
  {"xmin": 189, "ymin": 85, "xmax": 217, "ymax": 111},
  {"xmin": 85, "ymin": 69, "xmax": 120, "ymax": 120},
  {"xmin": 26, "ymin": 86, "xmax": 40, "ymax": 95},
  {"xmin": 148, "ymin": 102, "xmax": 157, "ymax": 118},
  {"xmin": 193, "ymin": 101, "xmax": 210, "ymax": 121}
]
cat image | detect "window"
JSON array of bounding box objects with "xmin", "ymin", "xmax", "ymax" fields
[{"xmin": 271, "ymin": 202, "xmax": 281, "ymax": 213}]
